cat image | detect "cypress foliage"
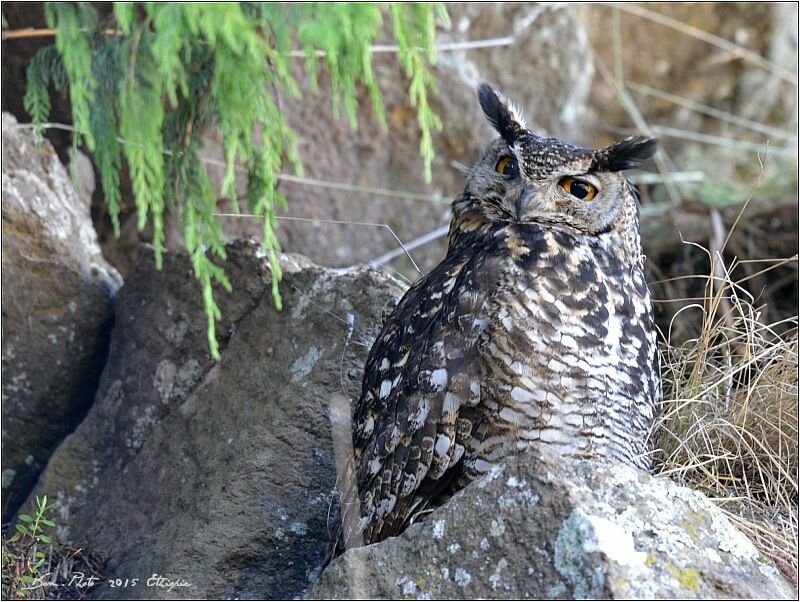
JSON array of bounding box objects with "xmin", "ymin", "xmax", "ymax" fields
[{"xmin": 23, "ymin": 2, "xmax": 445, "ymax": 358}]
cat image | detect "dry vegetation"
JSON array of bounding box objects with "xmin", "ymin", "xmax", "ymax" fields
[{"xmin": 652, "ymin": 242, "xmax": 798, "ymax": 583}]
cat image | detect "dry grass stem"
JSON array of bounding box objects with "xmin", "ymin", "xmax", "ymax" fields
[{"xmin": 653, "ymin": 245, "xmax": 798, "ymax": 583}]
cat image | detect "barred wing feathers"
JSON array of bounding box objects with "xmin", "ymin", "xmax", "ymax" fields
[{"xmin": 345, "ymin": 243, "xmax": 498, "ymax": 546}]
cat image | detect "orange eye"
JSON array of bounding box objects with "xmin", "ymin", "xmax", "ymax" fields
[
  {"xmin": 559, "ymin": 177, "xmax": 598, "ymax": 201},
  {"xmin": 495, "ymin": 156, "xmax": 518, "ymax": 177}
]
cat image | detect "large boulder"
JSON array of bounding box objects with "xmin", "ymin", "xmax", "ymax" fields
[
  {"xmin": 1, "ymin": 112, "xmax": 122, "ymax": 521},
  {"xmin": 22, "ymin": 240, "xmax": 406, "ymax": 600},
  {"xmin": 310, "ymin": 451, "xmax": 795, "ymax": 599}
]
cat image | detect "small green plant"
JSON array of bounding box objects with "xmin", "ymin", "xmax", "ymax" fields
[
  {"xmin": 1, "ymin": 496, "xmax": 56, "ymax": 600},
  {"xmin": 23, "ymin": 2, "xmax": 446, "ymax": 359}
]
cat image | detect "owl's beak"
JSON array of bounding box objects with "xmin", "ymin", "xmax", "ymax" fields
[{"xmin": 515, "ymin": 190, "xmax": 533, "ymax": 221}]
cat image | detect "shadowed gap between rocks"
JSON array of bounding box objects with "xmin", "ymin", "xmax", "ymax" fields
[{"xmin": 2, "ymin": 309, "xmax": 116, "ymax": 522}]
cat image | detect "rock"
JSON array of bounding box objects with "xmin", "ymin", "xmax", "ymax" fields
[
  {"xmin": 577, "ymin": 3, "xmax": 796, "ymax": 148},
  {"xmin": 309, "ymin": 450, "xmax": 795, "ymax": 600},
  {"xmin": 69, "ymin": 148, "xmax": 97, "ymax": 207},
  {"xmin": 435, "ymin": 3, "xmax": 594, "ymax": 140},
  {"xmin": 1, "ymin": 112, "xmax": 122, "ymax": 521},
  {"xmin": 734, "ymin": 2, "xmax": 798, "ymax": 125},
  {"xmin": 22, "ymin": 240, "xmax": 406, "ymax": 600}
]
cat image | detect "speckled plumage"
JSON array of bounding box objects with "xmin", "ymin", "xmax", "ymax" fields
[{"xmin": 337, "ymin": 84, "xmax": 661, "ymax": 551}]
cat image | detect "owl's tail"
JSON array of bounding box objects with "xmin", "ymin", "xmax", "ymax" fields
[{"xmin": 324, "ymin": 393, "xmax": 365, "ymax": 565}]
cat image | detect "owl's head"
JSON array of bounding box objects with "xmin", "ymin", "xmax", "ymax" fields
[{"xmin": 462, "ymin": 83, "xmax": 656, "ymax": 235}]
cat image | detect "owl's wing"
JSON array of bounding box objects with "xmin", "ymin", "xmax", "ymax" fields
[{"xmin": 340, "ymin": 246, "xmax": 499, "ymax": 548}]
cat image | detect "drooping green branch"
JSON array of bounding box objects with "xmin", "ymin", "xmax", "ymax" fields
[{"xmin": 23, "ymin": 2, "xmax": 445, "ymax": 359}]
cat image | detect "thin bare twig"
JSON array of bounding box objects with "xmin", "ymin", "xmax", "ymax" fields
[
  {"xmin": 595, "ymin": 59, "xmax": 684, "ymax": 206},
  {"xmin": 214, "ymin": 213, "xmax": 424, "ymax": 277},
  {"xmin": 631, "ymin": 171, "xmax": 705, "ymax": 185},
  {"xmin": 720, "ymin": 149, "xmax": 767, "ymax": 255},
  {"xmin": 287, "ymin": 37, "xmax": 516, "ymax": 56},
  {"xmin": 610, "ymin": 3, "xmax": 798, "ymax": 85},
  {"xmin": 649, "ymin": 125, "xmax": 796, "ymax": 157},
  {"xmin": 626, "ymin": 81, "xmax": 796, "ymax": 142},
  {"xmin": 270, "ymin": 173, "xmax": 446, "ymax": 204},
  {"xmin": 1, "ymin": 25, "xmax": 514, "ymax": 55},
  {"xmin": 371, "ymin": 224, "xmax": 449, "ymax": 267},
  {"xmin": 709, "ymin": 208, "xmax": 735, "ymax": 330},
  {"xmin": 1, "ymin": 26, "xmax": 118, "ymax": 40},
  {"xmin": 7, "ymin": 122, "xmax": 449, "ymax": 204}
]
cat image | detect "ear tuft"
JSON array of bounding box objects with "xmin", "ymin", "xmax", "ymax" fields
[
  {"xmin": 595, "ymin": 136, "xmax": 658, "ymax": 172},
  {"xmin": 477, "ymin": 83, "xmax": 524, "ymax": 146}
]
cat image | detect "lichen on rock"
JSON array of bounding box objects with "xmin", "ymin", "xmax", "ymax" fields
[{"xmin": 309, "ymin": 451, "xmax": 795, "ymax": 600}]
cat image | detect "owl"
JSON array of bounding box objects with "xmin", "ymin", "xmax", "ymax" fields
[{"xmin": 336, "ymin": 83, "xmax": 661, "ymax": 551}]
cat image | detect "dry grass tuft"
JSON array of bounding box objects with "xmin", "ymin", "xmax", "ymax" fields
[{"xmin": 652, "ymin": 246, "xmax": 798, "ymax": 583}]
